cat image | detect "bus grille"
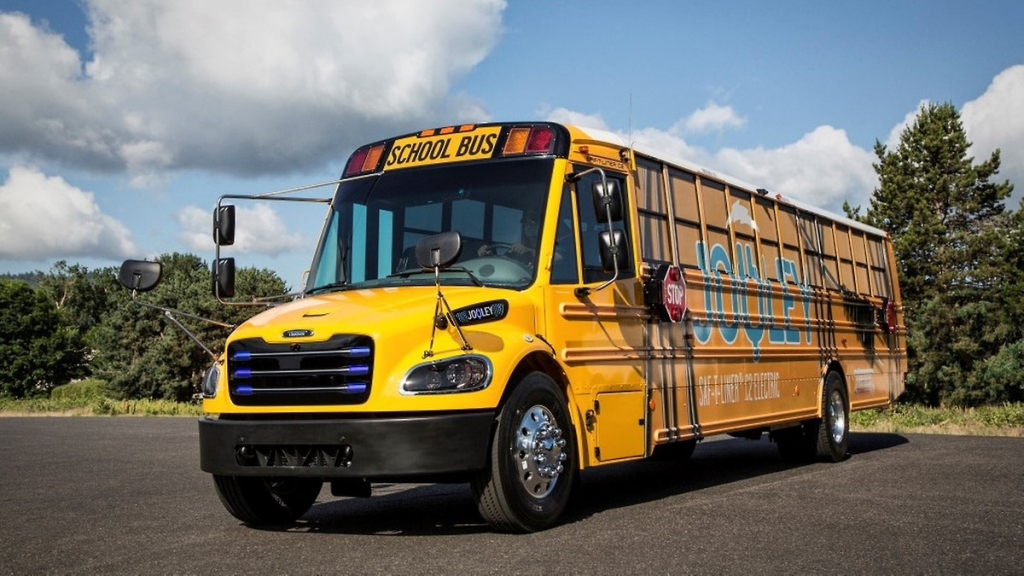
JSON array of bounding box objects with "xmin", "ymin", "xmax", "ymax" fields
[{"xmin": 227, "ymin": 335, "xmax": 373, "ymax": 406}]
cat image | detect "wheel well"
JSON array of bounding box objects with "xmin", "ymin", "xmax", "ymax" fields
[
  {"xmin": 501, "ymin": 351, "xmax": 583, "ymax": 466},
  {"xmin": 825, "ymin": 361, "xmax": 845, "ymax": 382},
  {"xmin": 505, "ymin": 352, "xmax": 570, "ymax": 403},
  {"xmin": 821, "ymin": 361, "xmax": 849, "ymax": 414}
]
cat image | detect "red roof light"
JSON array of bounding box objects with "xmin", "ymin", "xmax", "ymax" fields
[
  {"xmin": 344, "ymin": 148, "xmax": 369, "ymax": 177},
  {"xmin": 525, "ymin": 127, "xmax": 554, "ymax": 153}
]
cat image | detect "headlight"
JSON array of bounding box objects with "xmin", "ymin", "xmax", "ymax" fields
[
  {"xmin": 202, "ymin": 362, "xmax": 221, "ymax": 398},
  {"xmin": 401, "ymin": 356, "xmax": 492, "ymax": 394}
]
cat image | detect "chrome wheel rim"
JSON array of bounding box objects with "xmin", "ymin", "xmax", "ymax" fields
[
  {"xmin": 828, "ymin": 389, "xmax": 847, "ymax": 444},
  {"xmin": 513, "ymin": 405, "xmax": 567, "ymax": 499}
]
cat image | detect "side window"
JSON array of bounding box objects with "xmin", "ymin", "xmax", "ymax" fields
[
  {"xmin": 551, "ymin": 187, "xmax": 579, "ymax": 284},
  {"xmin": 575, "ymin": 170, "xmax": 634, "ymax": 283}
]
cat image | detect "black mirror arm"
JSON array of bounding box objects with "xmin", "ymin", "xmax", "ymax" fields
[
  {"xmin": 129, "ymin": 297, "xmax": 233, "ymax": 361},
  {"xmin": 423, "ymin": 263, "xmax": 473, "ymax": 358}
]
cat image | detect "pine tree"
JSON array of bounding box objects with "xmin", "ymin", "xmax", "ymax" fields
[{"xmin": 863, "ymin": 102, "xmax": 1018, "ymax": 406}]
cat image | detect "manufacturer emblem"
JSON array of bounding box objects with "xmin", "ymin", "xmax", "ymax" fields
[
  {"xmin": 451, "ymin": 300, "xmax": 509, "ymax": 327},
  {"xmin": 283, "ymin": 329, "xmax": 314, "ymax": 338}
]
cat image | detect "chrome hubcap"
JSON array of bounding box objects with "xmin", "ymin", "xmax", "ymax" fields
[
  {"xmin": 828, "ymin": 389, "xmax": 846, "ymax": 444},
  {"xmin": 514, "ymin": 405, "xmax": 567, "ymax": 499}
]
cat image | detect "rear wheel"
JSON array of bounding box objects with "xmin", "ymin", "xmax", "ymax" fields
[
  {"xmin": 773, "ymin": 370, "xmax": 849, "ymax": 463},
  {"xmin": 472, "ymin": 372, "xmax": 575, "ymax": 532},
  {"xmin": 815, "ymin": 371, "xmax": 849, "ymax": 462},
  {"xmin": 213, "ymin": 475, "xmax": 323, "ymax": 525}
]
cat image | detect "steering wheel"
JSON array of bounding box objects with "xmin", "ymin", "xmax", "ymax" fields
[{"xmin": 481, "ymin": 242, "xmax": 515, "ymax": 257}]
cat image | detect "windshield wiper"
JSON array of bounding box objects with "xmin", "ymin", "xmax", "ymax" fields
[
  {"xmin": 305, "ymin": 281, "xmax": 351, "ymax": 296},
  {"xmin": 387, "ymin": 267, "xmax": 484, "ymax": 287}
]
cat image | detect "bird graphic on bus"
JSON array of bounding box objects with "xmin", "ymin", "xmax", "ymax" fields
[{"xmin": 727, "ymin": 200, "xmax": 759, "ymax": 231}]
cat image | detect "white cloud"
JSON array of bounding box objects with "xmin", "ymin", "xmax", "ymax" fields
[
  {"xmin": 176, "ymin": 203, "xmax": 304, "ymax": 256},
  {"xmin": 0, "ymin": 165, "xmax": 138, "ymax": 260},
  {"xmin": 546, "ymin": 60, "xmax": 1024, "ymax": 217},
  {"xmin": 543, "ymin": 107, "xmax": 609, "ymax": 131},
  {"xmin": 713, "ymin": 126, "xmax": 877, "ymax": 212},
  {"xmin": 676, "ymin": 102, "xmax": 745, "ymax": 135},
  {"xmin": 629, "ymin": 127, "xmax": 705, "ymax": 163},
  {"xmin": 962, "ymin": 65, "xmax": 1024, "ymax": 204},
  {"xmin": 0, "ymin": 1, "xmax": 506, "ymax": 185},
  {"xmin": 552, "ymin": 105, "xmax": 875, "ymax": 215}
]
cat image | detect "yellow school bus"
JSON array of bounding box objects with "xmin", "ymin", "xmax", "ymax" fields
[{"xmin": 193, "ymin": 121, "xmax": 905, "ymax": 532}]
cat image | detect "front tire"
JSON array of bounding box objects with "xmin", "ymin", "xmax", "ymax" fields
[
  {"xmin": 213, "ymin": 475, "xmax": 323, "ymax": 525},
  {"xmin": 472, "ymin": 372, "xmax": 576, "ymax": 532}
]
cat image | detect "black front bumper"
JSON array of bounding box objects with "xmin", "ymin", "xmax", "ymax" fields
[{"xmin": 199, "ymin": 411, "xmax": 495, "ymax": 480}]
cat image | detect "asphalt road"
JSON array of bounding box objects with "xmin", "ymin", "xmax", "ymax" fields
[{"xmin": 0, "ymin": 417, "xmax": 1021, "ymax": 575}]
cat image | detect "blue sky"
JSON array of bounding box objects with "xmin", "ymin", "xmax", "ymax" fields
[{"xmin": 2, "ymin": 1, "xmax": 1022, "ymax": 289}]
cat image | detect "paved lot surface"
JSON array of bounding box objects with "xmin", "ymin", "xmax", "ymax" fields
[{"xmin": 0, "ymin": 417, "xmax": 1021, "ymax": 574}]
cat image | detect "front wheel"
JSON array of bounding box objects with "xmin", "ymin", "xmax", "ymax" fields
[
  {"xmin": 472, "ymin": 372, "xmax": 576, "ymax": 532},
  {"xmin": 213, "ymin": 475, "xmax": 323, "ymax": 525}
]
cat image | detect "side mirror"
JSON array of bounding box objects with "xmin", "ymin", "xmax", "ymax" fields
[
  {"xmin": 213, "ymin": 205, "xmax": 235, "ymax": 246},
  {"xmin": 597, "ymin": 230, "xmax": 629, "ymax": 273},
  {"xmin": 416, "ymin": 231, "xmax": 463, "ymax": 269},
  {"xmin": 592, "ymin": 180, "xmax": 623, "ymax": 222},
  {"xmin": 212, "ymin": 258, "xmax": 236, "ymax": 299},
  {"xmin": 118, "ymin": 260, "xmax": 163, "ymax": 292}
]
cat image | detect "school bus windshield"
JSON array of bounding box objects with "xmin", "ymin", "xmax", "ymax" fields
[{"xmin": 305, "ymin": 157, "xmax": 555, "ymax": 293}]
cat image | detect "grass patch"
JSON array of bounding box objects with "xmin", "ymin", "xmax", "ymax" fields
[
  {"xmin": 0, "ymin": 396, "xmax": 202, "ymax": 417},
  {"xmin": 3, "ymin": 394, "xmax": 1022, "ymax": 436},
  {"xmin": 851, "ymin": 403, "xmax": 1024, "ymax": 436}
]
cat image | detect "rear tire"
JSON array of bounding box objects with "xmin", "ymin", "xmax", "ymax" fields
[
  {"xmin": 773, "ymin": 370, "xmax": 849, "ymax": 463},
  {"xmin": 213, "ymin": 475, "xmax": 323, "ymax": 525},
  {"xmin": 815, "ymin": 371, "xmax": 849, "ymax": 462},
  {"xmin": 471, "ymin": 372, "xmax": 575, "ymax": 532}
]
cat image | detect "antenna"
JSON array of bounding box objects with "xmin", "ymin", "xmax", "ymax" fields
[{"xmin": 628, "ymin": 93, "xmax": 633, "ymax": 146}]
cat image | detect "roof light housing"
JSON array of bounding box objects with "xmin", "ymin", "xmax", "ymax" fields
[
  {"xmin": 343, "ymin": 144, "xmax": 385, "ymax": 177},
  {"xmin": 502, "ymin": 126, "xmax": 556, "ymax": 156}
]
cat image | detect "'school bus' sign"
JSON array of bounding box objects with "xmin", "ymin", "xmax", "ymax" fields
[{"xmin": 385, "ymin": 126, "xmax": 502, "ymax": 170}]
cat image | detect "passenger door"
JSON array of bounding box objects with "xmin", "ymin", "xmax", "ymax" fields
[{"xmin": 542, "ymin": 168, "xmax": 647, "ymax": 465}]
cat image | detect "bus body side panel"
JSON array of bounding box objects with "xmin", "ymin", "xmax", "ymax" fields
[{"xmin": 629, "ymin": 150, "xmax": 906, "ymax": 449}]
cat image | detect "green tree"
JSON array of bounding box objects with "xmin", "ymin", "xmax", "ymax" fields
[
  {"xmin": 90, "ymin": 253, "xmax": 287, "ymax": 401},
  {"xmin": 37, "ymin": 261, "xmax": 122, "ymax": 375},
  {"xmin": 0, "ymin": 279, "xmax": 88, "ymax": 398},
  {"xmin": 856, "ymin": 102, "xmax": 1019, "ymax": 406}
]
